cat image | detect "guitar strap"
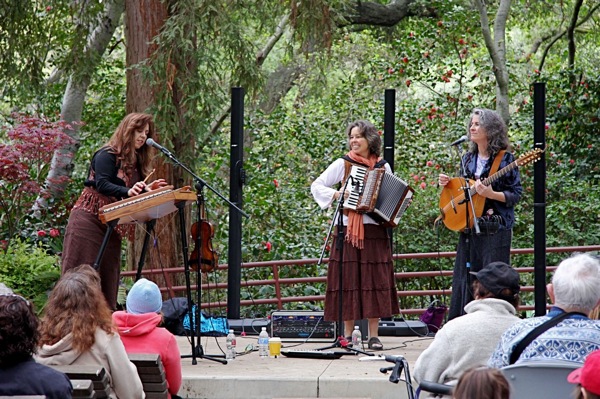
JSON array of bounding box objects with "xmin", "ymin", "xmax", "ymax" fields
[{"xmin": 489, "ymin": 150, "xmax": 506, "ymax": 177}]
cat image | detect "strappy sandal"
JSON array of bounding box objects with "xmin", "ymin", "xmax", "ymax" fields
[
  {"xmin": 345, "ymin": 336, "xmax": 353, "ymax": 346},
  {"xmin": 368, "ymin": 336, "xmax": 383, "ymax": 350}
]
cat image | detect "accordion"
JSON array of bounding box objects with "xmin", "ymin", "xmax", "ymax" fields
[{"xmin": 343, "ymin": 165, "xmax": 414, "ymax": 228}]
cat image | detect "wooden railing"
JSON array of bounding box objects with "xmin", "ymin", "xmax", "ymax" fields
[{"xmin": 122, "ymin": 245, "xmax": 600, "ymax": 316}]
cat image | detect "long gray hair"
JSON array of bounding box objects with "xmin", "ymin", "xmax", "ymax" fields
[{"xmin": 467, "ymin": 108, "xmax": 510, "ymax": 156}]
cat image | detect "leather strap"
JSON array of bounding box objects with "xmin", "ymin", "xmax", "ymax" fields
[{"xmin": 489, "ymin": 150, "xmax": 506, "ymax": 176}]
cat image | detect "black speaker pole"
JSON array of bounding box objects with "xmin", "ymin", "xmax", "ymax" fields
[
  {"xmin": 533, "ymin": 82, "xmax": 547, "ymax": 317},
  {"xmin": 383, "ymin": 89, "xmax": 395, "ymax": 173},
  {"xmin": 228, "ymin": 87, "xmax": 245, "ymax": 320},
  {"xmin": 384, "ymin": 89, "xmax": 396, "ymax": 253}
]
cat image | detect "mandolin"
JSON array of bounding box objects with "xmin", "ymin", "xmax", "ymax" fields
[{"xmin": 438, "ymin": 148, "xmax": 544, "ymax": 232}]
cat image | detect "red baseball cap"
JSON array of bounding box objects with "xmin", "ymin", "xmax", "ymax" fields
[{"xmin": 568, "ymin": 350, "xmax": 600, "ymax": 395}]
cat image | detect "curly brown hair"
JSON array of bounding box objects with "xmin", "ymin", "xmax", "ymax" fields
[
  {"xmin": 105, "ymin": 113, "xmax": 156, "ymax": 178},
  {"xmin": 38, "ymin": 265, "xmax": 115, "ymax": 354},
  {"xmin": 0, "ymin": 295, "xmax": 39, "ymax": 367}
]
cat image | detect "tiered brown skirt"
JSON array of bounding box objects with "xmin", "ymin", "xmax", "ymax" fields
[{"xmin": 324, "ymin": 224, "xmax": 400, "ymax": 322}]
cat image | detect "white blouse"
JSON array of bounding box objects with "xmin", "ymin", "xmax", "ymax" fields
[{"xmin": 310, "ymin": 158, "xmax": 391, "ymax": 226}]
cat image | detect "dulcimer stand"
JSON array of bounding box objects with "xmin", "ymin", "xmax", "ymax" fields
[
  {"xmin": 94, "ymin": 185, "xmax": 196, "ymax": 276},
  {"xmin": 150, "ymin": 145, "xmax": 248, "ymax": 366}
]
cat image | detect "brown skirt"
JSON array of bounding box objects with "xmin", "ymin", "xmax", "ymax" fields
[
  {"xmin": 324, "ymin": 224, "xmax": 400, "ymax": 322},
  {"xmin": 61, "ymin": 208, "xmax": 121, "ymax": 310}
]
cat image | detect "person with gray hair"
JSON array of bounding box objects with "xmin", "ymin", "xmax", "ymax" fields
[
  {"xmin": 438, "ymin": 108, "xmax": 523, "ymax": 320},
  {"xmin": 489, "ymin": 253, "xmax": 600, "ymax": 368}
]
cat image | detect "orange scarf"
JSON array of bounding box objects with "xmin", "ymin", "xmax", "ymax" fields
[{"xmin": 344, "ymin": 151, "xmax": 382, "ymax": 249}]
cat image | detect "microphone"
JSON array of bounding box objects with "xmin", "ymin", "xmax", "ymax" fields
[
  {"xmin": 146, "ymin": 138, "xmax": 173, "ymax": 156},
  {"xmin": 449, "ymin": 135, "xmax": 469, "ymax": 146}
]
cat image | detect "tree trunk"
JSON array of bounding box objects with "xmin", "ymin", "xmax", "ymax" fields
[
  {"xmin": 124, "ymin": 0, "xmax": 193, "ymax": 280},
  {"xmin": 474, "ymin": 0, "xmax": 511, "ymax": 123},
  {"xmin": 33, "ymin": 0, "xmax": 125, "ymax": 215}
]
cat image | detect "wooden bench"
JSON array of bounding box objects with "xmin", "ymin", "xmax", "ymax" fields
[
  {"xmin": 48, "ymin": 365, "xmax": 110, "ymax": 399},
  {"xmin": 70, "ymin": 380, "xmax": 96, "ymax": 399},
  {"xmin": 128, "ymin": 353, "xmax": 169, "ymax": 399}
]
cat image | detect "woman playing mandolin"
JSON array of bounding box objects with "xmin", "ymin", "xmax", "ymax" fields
[{"xmin": 438, "ymin": 108, "xmax": 522, "ymax": 320}]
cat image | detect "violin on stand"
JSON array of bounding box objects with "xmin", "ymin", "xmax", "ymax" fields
[{"xmin": 189, "ymin": 201, "xmax": 218, "ymax": 273}]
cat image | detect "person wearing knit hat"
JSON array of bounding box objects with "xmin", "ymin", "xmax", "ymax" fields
[
  {"xmin": 113, "ymin": 279, "xmax": 182, "ymax": 399},
  {"xmin": 568, "ymin": 350, "xmax": 600, "ymax": 399},
  {"xmin": 126, "ymin": 278, "xmax": 163, "ymax": 314}
]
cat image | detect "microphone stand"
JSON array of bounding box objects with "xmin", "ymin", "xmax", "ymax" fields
[
  {"xmin": 154, "ymin": 146, "xmax": 248, "ymax": 365},
  {"xmin": 316, "ymin": 177, "xmax": 370, "ymax": 357},
  {"xmin": 454, "ymin": 145, "xmax": 480, "ymax": 317}
]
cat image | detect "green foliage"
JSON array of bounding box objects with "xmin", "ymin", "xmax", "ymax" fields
[{"xmin": 0, "ymin": 238, "xmax": 61, "ymax": 313}]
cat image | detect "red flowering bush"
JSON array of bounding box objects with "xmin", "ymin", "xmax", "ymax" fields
[{"xmin": 0, "ymin": 113, "xmax": 75, "ymax": 249}]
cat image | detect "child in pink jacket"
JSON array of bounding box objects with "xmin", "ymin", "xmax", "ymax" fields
[{"xmin": 113, "ymin": 279, "xmax": 182, "ymax": 399}]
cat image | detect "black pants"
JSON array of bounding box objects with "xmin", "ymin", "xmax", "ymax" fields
[{"xmin": 448, "ymin": 229, "xmax": 512, "ymax": 320}]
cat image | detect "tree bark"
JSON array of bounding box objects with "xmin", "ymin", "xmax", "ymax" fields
[
  {"xmin": 124, "ymin": 0, "xmax": 182, "ymax": 275},
  {"xmin": 33, "ymin": 0, "xmax": 125, "ymax": 215},
  {"xmin": 474, "ymin": 0, "xmax": 511, "ymax": 124},
  {"xmin": 124, "ymin": 0, "xmax": 202, "ymax": 279}
]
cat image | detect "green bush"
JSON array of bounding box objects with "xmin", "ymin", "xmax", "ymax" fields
[{"xmin": 0, "ymin": 238, "xmax": 61, "ymax": 313}]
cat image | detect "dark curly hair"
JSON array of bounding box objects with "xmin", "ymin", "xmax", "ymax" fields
[{"xmin": 0, "ymin": 294, "xmax": 39, "ymax": 367}]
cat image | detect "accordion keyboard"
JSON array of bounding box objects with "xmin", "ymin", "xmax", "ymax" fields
[{"xmin": 344, "ymin": 165, "xmax": 367, "ymax": 210}]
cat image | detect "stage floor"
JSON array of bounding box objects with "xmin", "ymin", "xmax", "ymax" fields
[{"xmin": 176, "ymin": 333, "xmax": 434, "ymax": 399}]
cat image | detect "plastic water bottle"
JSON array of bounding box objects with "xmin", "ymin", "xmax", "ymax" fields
[
  {"xmin": 226, "ymin": 329, "xmax": 236, "ymax": 360},
  {"xmin": 258, "ymin": 327, "xmax": 269, "ymax": 358},
  {"xmin": 351, "ymin": 325, "xmax": 362, "ymax": 349}
]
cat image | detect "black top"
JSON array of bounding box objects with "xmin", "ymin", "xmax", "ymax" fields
[
  {"xmin": 83, "ymin": 147, "xmax": 132, "ymax": 199},
  {"xmin": 0, "ymin": 357, "xmax": 73, "ymax": 399}
]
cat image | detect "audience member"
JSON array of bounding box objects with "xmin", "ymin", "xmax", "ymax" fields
[
  {"xmin": 0, "ymin": 293, "xmax": 73, "ymax": 398},
  {"xmin": 489, "ymin": 253, "xmax": 600, "ymax": 368},
  {"xmin": 568, "ymin": 349, "xmax": 600, "ymax": 399},
  {"xmin": 413, "ymin": 262, "xmax": 520, "ymax": 390},
  {"xmin": 452, "ymin": 366, "xmax": 510, "ymax": 399},
  {"xmin": 35, "ymin": 264, "xmax": 144, "ymax": 399},
  {"xmin": 113, "ymin": 278, "xmax": 182, "ymax": 399}
]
